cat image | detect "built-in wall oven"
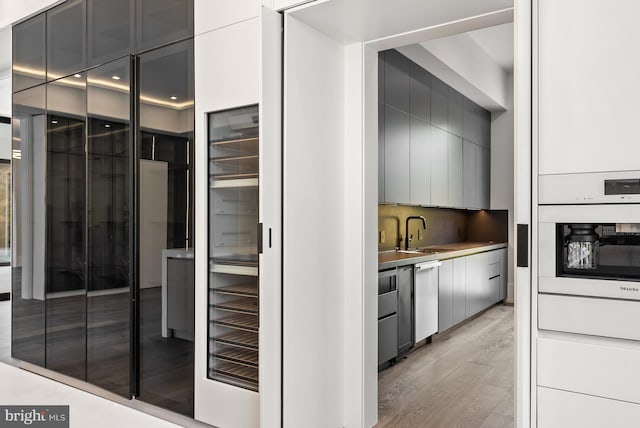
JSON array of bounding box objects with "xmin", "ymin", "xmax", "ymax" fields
[{"xmin": 539, "ymin": 171, "xmax": 640, "ymax": 340}]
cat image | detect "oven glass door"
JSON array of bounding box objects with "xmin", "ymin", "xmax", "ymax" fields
[{"xmin": 539, "ymin": 205, "xmax": 640, "ymax": 299}]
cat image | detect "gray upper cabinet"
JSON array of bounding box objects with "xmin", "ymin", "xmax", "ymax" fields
[
  {"xmin": 430, "ymin": 77, "xmax": 448, "ymax": 131},
  {"xmin": 379, "ymin": 102, "xmax": 386, "ymax": 202},
  {"xmin": 385, "ymin": 105, "xmax": 411, "ymax": 203},
  {"xmin": 448, "ymin": 134, "xmax": 463, "ymax": 208},
  {"xmin": 410, "ymin": 119, "xmax": 430, "ymax": 205},
  {"xmin": 480, "ymin": 108, "xmax": 491, "ymax": 149},
  {"xmin": 447, "ymin": 88, "xmax": 464, "ymax": 137},
  {"xmin": 410, "ymin": 63, "xmax": 430, "ymax": 122},
  {"xmin": 463, "ymin": 139, "xmax": 477, "ymax": 208},
  {"xmin": 378, "ymin": 53, "xmax": 386, "ymax": 202},
  {"xmin": 430, "ymin": 125, "xmax": 448, "ymax": 206},
  {"xmin": 379, "ymin": 49, "xmax": 490, "ymax": 209},
  {"xmin": 480, "ymin": 147, "xmax": 490, "ymax": 208},
  {"xmin": 462, "ymin": 98, "xmax": 476, "ymax": 143},
  {"xmin": 384, "ymin": 50, "xmax": 411, "ymax": 114}
]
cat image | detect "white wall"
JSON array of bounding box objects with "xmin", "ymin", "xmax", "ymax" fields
[
  {"xmin": 491, "ymin": 70, "xmax": 514, "ymax": 302},
  {"xmin": 0, "ymin": 0, "xmax": 61, "ymax": 27},
  {"xmin": 283, "ymin": 14, "xmax": 346, "ymax": 428},
  {"xmin": 417, "ymin": 33, "xmax": 509, "ymax": 110}
]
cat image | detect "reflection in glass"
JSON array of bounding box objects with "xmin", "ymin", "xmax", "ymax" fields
[
  {"xmin": 88, "ymin": 0, "xmax": 133, "ymax": 67},
  {"xmin": 12, "ymin": 86, "xmax": 47, "ymax": 366},
  {"xmin": 46, "ymin": 75, "xmax": 87, "ymax": 380},
  {"xmin": 12, "ymin": 13, "xmax": 46, "ymax": 92},
  {"xmin": 138, "ymin": 39, "xmax": 194, "ymax": 417},
  {"xmin": 86, "ymin": 58, "xmax": 131, "ymax": 397},
  {"xmin": 136, "ymin": 0, "xmax": 193, "ymax": 53},
  {"xmin": 47, "ymin": 0, "xmax": 86, "ymax": 80}
]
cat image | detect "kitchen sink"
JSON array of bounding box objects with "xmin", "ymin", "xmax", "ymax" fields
[{"xmin": 397, "ymin": 248, "xmax": 443, "ymax": 255}]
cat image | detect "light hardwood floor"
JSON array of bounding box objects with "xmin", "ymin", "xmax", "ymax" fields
[{"xmin": 377, "ymin": 304, "xmax": 514, "ymax": 428}]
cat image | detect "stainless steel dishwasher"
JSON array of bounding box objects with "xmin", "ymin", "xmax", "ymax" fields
[{"xmin": 414, "ymin": 260, "xmax": 441, "ymax": 343}]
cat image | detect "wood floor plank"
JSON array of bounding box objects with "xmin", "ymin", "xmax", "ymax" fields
[{"xmin": 377, "ymin": 304, "xmax": 514, "ymax": 428}]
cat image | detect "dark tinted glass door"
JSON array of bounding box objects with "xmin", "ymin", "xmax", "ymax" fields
[
  {"xmin": 47, "ymin": 0, "xmax": 86, "ymax": 80},
  {"xmin": 136, "ymin": 0, "xmax": 193, "ymax": 53},
  {"xmin": 86, "ymin": 58, "xmax": 132, "ymax": 397},
  {"xmin": 138, "ymin": 39, "xmax": 194, "ymax": 417},
  {"xmin": 12, "ymin": 13, "xmax": 46, "ymax": 92},
  {"xmin": 88, "ymin": 0, "xmax": 133, "ymax": 67},
  {"xmin": 46, "ymin": 74, "xmax": 87, "ymax": 380},
  {"xmin": 12, "ymin": 86, "xmax": 47, "ymax": 366}
]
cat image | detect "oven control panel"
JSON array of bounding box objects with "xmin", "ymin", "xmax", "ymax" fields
[{"xmin": 539, "ymin": 171, "xmax": 640, "ymax": 204}]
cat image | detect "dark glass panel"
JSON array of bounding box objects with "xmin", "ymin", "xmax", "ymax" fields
[
  {"xmin": 11, "ymin": 85, "xmax": 47, "ymax": 366},
  {"xmin": 136, "ymin": 0, "xmax": 193, "ymax": 53},
  {"xmin": 12, "ymin": 13, "xmax": 46, "ymax": 92},
  {"xmin": 47, "ymin": 0, "xmax": 86, "ymax": 80},
  {"xmin": 86, "ymin": 58, "xmax": 131, "ymax": 397},
  {"xmin": 138, "ymin": 39, "xmax": 194, "ymax": 417},
  {"xmin": 46, "ymin": 74, "xmax": 87, "ymax": 380},
  {"xmin": 88, "ymin": 0, "xmax": 133, "ymax": 67}
]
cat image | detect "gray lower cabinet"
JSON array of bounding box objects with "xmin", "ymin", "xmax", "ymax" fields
[
  {"xmin": 499, "ymin": 248, "xmax": 508, "ymax": 301},
  {"xmin": 452, "ymin": 257, "xmax": 466, "ymax": 325},
  {"xmin": 464, "ymin": 252, "xmax": 484, "ymax": 317},
  {"xmin": 438, "ymin": 259, "xmax": 454, "ymax": 332},
  {"xmin": 438, "ymin": 259, "xmax": 466, "ymax": 332},
  {"xmin": 397, "ymin": 265, "xmax": 414, "ymax": 355}
]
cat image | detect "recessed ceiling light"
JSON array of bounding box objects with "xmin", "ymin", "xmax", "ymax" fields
[
  {"xmin": 73, "ymin": 74, "xmax": 81, "ymax": 78},
  {"xmin": 170, "ymin": 96, "xmax": 177, "ymax": 100},
  {"xmin": 104, "ymin": 124, "xmax": 111, "ymax": 128},
  {"xmin": 111, "ymin": 75, "xmax": 120, "ymax": 80},
  {"xmin": 51, "ymin": 120, "xmax": 58, "ymax": 124}
]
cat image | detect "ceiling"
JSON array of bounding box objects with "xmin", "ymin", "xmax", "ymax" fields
[
  {"xmin": 467, "ymin": 22, "xmax": 514, "ymax": 71},
  {"xmin": 290, "ymin": 0, "xmax": 513, "ymax": 45}
]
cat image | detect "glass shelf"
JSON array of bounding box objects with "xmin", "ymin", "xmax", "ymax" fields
[{"xmin": 208, "ymin": 105, "xmax": 260, "ymax": 392}]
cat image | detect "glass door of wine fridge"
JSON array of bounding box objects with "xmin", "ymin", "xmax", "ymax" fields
[{"xmin": 208, "ymin": 105, "xmax": 260, "ymax": 391}]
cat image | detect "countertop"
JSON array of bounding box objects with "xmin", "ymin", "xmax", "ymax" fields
[{"xmin": 378, "ymin": 241, "xmax": 507, "ymax": 270}]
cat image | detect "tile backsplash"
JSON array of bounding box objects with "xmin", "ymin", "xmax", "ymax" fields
[{"xmin": 378, "ymin": 204, "xmax": 507, "ymax": 251}]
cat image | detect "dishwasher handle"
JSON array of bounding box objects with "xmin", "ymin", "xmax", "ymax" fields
[{"xmin": 415, "ymin": 260, "xmax": 441, "ymax": 271}]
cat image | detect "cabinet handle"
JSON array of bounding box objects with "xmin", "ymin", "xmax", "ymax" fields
[
  {"xmin": 517, "ymin": 224, "xmax": 529, "ymax": 267},
  {"xmin": 257, "ymin": 223, "xmax": 263, "ymax": 254}
]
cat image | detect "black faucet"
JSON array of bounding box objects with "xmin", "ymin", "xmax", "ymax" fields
[{"xmin": 405, "ymin": 216, "xmax": 427, "ymax": 250}]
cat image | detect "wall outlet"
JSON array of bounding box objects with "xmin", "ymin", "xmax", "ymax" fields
[{"xmin": 379, "ymin": 230, "xmax": 386, "ymax": 244}]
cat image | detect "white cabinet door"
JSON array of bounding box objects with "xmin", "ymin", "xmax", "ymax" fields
[
  {"xmin": 539, "ymin": 0, "xmax": 640, "ymax": 175},
  {"xmin": 538, "ymin": 334, "xmax": 640, "ymax": 405},
  {"xmin": 415, "ymin": 262, "xmax": 439, "ymax": 343},
  {"xmin": 538, "ymin": 387, "xmax": 640, "ymax": 428},
  {"xmin": 430, "ymin": 125, "xmax": 448, "ymax": 206}
]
